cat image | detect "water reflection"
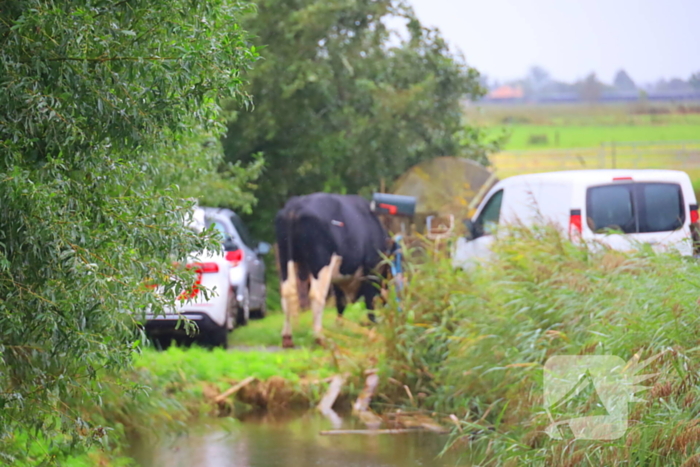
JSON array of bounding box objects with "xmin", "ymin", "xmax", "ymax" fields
[{"xmin": 131, "ymin": 412, "xmax": 467, "ymax": 467}]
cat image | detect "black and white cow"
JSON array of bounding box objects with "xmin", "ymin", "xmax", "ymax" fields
[{"xmin": 275, "ymin": 193, "xmax": 392, "ymax": 348}]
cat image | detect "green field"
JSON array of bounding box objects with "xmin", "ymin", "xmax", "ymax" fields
[
  {"xmin": 493, "ymin": 122, "xmax": 700, "ymax": 150},
  {"xmin": 468, "ymin": 102, "xmax": 700, "ymax": 150}
]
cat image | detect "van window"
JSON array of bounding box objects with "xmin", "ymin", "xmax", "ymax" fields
[
  {"xmin": 642, "ymin": 183, "xmax": 684, "ymax": 232},
  {"xmin": 587, "ymin": 185, "xmax": 635, "ymax": 233},
  {"xmin": 474, "ymin": 189, "xmax": 503, "ymax": 238},
  {"xmin": 586, "ymin": 182, "xmax": 684, "ymax": 234}
]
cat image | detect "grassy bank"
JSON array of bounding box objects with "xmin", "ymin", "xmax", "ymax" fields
[
  {"xmin": 380, "ymin": 228, "xmax": 700, "ymax": 465},
  {"xmin": 12, "ymin": 306, "xmax": 377, "ymax": 466},
  {"xmin": 44, "ymin": 305, "xmax": 380, "ymax": 465}
]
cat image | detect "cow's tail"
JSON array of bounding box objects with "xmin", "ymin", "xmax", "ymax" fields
[{"xmin": 286, "ymin": 211, "xmax": 295, "ymax": 269}]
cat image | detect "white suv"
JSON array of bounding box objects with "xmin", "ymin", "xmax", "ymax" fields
[{"xmin": 144, "ymin": 210, "xmax": 237, "ymax": 348}]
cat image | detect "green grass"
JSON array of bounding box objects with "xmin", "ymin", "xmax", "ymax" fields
[
  {"xmin": 493, "ymin": 123, "xmax": 700, "ymax": 150},
  {"xmin": 134, "ymin": 345, "xmax": 333, "ymax": 385},
  {"xmin": 231, "ymin": 302, "xmax": 375, "ymax": 348}
]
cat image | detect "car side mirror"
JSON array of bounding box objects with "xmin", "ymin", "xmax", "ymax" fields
[
  {"xmin": 463, "ymin": 219, "xmax": 476, "ymax": 240},
  {"xmin": 223, "ymin": 238, "xmax": 238, "ymax": 252},
  {"xmin": 256, "ymin": 241, "xmax": 271, "ymax": 256}
]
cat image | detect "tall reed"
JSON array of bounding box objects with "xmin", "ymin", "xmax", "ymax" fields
[{"xmin": 381, "ymin": 225, "xmax": 700, "ymax": 466}]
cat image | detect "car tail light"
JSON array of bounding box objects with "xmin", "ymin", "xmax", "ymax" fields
[
  {"xmin": 569, "ymin": 209, "xmax": 582, "ymax": 240},
  {"xmin": 186, "ymin": 262, "xmax": 219, "ymax": 274},
  {"xmin": 225, "ymin": 249, "xmax": 244, "ymax": 267},
  {"xmin": 691, "ymin": 204, "xmax": 699, "ymax": 224},
  {"xmin": 198, "ymin": 262, "xmax": 220, "ymax": 274},
  {"xmin": 179, "ymin": 262, "xmax": 217, "ymax": 300},
  {"xmin": 613, "ymin": 176, "xmax": 633, "ymax": 181}
]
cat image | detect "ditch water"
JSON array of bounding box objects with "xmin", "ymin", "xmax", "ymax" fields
[{"xmin": 129, "ymin": 411, "xmax": 468, "ymax": 467}]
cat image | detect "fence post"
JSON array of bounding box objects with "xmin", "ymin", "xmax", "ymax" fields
[{"xmin": 599, "ymin": 143, "xmax": 605, "ymax": 169}]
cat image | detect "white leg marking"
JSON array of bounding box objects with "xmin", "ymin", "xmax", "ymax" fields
[
  {"xmin": 281, "ymin": 261, "xmax": 299, "ymax": 344},
  {"xmin": 309, "ymin": 254, "xmax": 342, "ymax": 338}
]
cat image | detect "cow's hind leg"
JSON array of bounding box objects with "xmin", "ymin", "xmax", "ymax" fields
[
  {"xmin": 333, "ymin": 285, "xmax": 347, "ymax": 327},
  {"xmin": 309, "ymin": 254, "xmax": 342, "ymax": 344},
  {"xmin": 333, "ymin": 285, "xmax": 347, "ymax": 316},
  {"xmin": 280, "ymin": 261, "xmax": 299, "ymax": 348},
  {"xmin": 360, "ymin": 280, "xmax": 380, "ymax": 323}
]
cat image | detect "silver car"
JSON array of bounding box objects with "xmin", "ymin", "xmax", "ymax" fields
[{"xmin": 200, "ymin": 207, "xmax": 270, "ymax": 324}]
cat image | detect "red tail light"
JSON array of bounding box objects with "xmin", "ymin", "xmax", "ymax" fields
[
  {"xmin": 186, "ymin": 262, "xmax": 219, "ymax": 274},
  {"xmin": 225, "ymin": 249, "xmax": 244, "ymax": 267},
  {"xmin": 691, "ymin": 204, "xmax": 699, "ymax": 224},
  {"xmin": 179, "ymin": 262, "xmax": 218, "ymax": 300},
  {"xmin": 569, "ymin": 209, "xmax": 582, "ymax": 240},
  {"xmin": 198, "ymin": 262, "xmax": 220, "ymax": 274},
  {"xmin": 613, "ymin": 176, "xmax": 633, "ymax": 181}
]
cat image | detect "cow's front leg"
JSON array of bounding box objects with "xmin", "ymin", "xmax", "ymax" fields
[
  {"xmin": 309, "ymin": 254, "xmax": 342, "ymax": 345},
  {"xmin": 280, "ymin": 261, "xmax": 299, "ymax": 348}
]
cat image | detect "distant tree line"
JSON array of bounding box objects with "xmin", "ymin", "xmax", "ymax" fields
[{"xmin": 484, "ymin": 66, "xmax": 700, "ymax": 103}]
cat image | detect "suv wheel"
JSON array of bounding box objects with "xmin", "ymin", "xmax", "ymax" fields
[
  {"xmin": 236, "ymin": 288, "xmax": 249, "ymax": 326},
  {"xmin": 250, "ymin": 299, "xmax": 266, "ymax": 320},
  {"xmin": 226, "ymin": 288, "xmax": 236, "ymax": 331},
  {"xmin": 208, "ymin": 324, "xmax": 228, "ymax": 349}
]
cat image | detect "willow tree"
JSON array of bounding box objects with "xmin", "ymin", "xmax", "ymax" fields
[
  {"xmin": 0, "ymin": 0, "xmax": 255, "ymax": 457},
  {"xmin": 223, "ymin": 0, "xmax": 492, "ymax": 238}
]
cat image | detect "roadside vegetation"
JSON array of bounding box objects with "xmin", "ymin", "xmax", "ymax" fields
[{"xmin": 380, "ymin": 227, "xmax": 700, "ymax": 466}]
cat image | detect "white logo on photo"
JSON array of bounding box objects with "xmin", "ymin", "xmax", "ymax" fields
[{"xmin": 543, "ymin": 353, "xmax": 661, "ymax": 440}]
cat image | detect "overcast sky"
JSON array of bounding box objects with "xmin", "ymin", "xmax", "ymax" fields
[{"xmin": 406, "ymin": 0, "xmax": 699, "ymax": 85}]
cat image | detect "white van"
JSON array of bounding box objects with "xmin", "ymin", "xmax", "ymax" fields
[{"xmin": 453, "ymin": 169, "xmax": 699, "ymax": 269}]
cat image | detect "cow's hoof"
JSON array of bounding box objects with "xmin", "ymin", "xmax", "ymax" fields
[
  {"xmin": 367, "ymin": 312, "xmax": 377, "ymax": 323},
  {"xmin": 282, "ymin": 335, "xmax": 294, "ymax": 349},
  {"xmin": 314, "ymin": 336, "xmax": 326, "ymax": 347}
]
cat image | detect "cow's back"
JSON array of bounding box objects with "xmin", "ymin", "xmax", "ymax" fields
[{"xmin": 276, "ymin": 193, "xmax": 389, "ymax": 277}]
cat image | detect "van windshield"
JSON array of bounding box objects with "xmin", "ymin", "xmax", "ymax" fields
[{"xmin": 586, "ymin": 182, "xmax": 685, "ymax": 234}]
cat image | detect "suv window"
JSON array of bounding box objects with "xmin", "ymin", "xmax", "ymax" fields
[
  {"xmin": 586, "ymin": 182, "xmax": 684, "ymax": 234},
  {"xmin": 208, "ymin": 220, "xmax": 231, "ymax": 241},
  {"xmin": 473, "ymin": 189, "xmax": 504, "ymax": 238},
  {"xmin": 230, "ymin": 213, "xmax": 254, "ymax": 248}
]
